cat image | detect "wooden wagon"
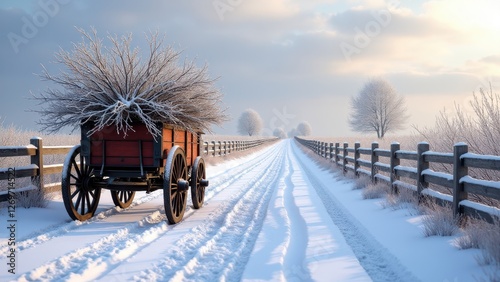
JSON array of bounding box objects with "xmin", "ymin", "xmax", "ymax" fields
[{"xmin": 61, "ymin": 121, "xmax": 208, "ymax": 224}]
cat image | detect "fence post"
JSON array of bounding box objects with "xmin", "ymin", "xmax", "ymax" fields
[
  {"xmin": 30, "ymin": 137, "xmax": 44, "ymax": 190},
  {"xmin": 371, "ymin": 142, "xmax": 379, "ymax": 183},
  {"xmin": 354, "ymin": 142, "xmax": 360, "ymax": 177},
  {"xmin": 223, "ymin": 141, "xmax": 227, "ymax": 155},
  {"xmin": 343, "ymin": 142, "xmax": 348, "ymax": 174},
  {"xmin": 211, "ymin": 141, "xmax": 216, "ymax": 157},
  {"xmin": 390, "ymin": 142, "xmax": 400, "ymax": 194},
  {"xmin": 335, "ymin": 143, "xmax": 340, "ymax": 166},
  {"xmin": 453, "ymin": 143, "xmax": 468, "ymax": 217},
  {"xmin": 417, "ymin": 142, "xmax": 430, "ymax": 197},
  {"xmin": 329, "ymin": 143, "xmax": 334, "ymax": 160}
]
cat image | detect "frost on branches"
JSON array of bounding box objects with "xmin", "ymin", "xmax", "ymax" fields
[{"xmin": 33, "ymin": 28, "xmax": 226, "ymax": 139}]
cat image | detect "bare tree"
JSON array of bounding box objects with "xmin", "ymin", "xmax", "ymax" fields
[
  {"xmin": 273, "ymin": 127, "xmax": 287, "ymax": 139},
  {"xmin": 349, "ymin": 79, "xmax": 409, "ymax": 138},
  {"xmin": 296, "ymin": 121, "xmax": 312, "ymax": 136},
  {"xmin": 237, "ymin": 109, "xmax": 263, "ymax": 136},
  {"xmin": 32, "ymin": 27, "xmax": 227, "ymax": 139}
]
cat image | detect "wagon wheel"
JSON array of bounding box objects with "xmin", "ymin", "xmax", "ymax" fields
[
  {"xmin": 110, "ymin": 190, "xmax": 135, "ymax": 208},
  {"xmin": 61, "ymin": 145, "xmax": 101, "ymax": 221},
  {"xmin": 190, "ymin": 157, "xmax": 208, "ymax": 209},
  {"xmin": 164, "ymin": 146, "xmax": 189, "ymax": 224}
]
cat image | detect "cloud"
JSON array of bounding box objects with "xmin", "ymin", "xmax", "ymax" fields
[{"xmin": 1, "ymin": 0, "xmax": 500, "ymax": 137}]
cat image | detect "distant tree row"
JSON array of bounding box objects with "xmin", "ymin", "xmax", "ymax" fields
[{"xmin": 237, "ymin": 109, "xmax": 312, "ymax": 138}]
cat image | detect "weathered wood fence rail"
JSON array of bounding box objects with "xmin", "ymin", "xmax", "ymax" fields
[
  {"xmin": 294, "ymin": 136, "xmax": 500, "ymax": 223},
  {"xmin": 203, "ymin": 139, "xmax": 275, "ymax": 157},
  {"xmin": 0, "ymin": 137, "xmax": 276, "ymax": 202}
]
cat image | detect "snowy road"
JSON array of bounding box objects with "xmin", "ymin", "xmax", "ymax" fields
[{"xmin": 1, "ymin": 139, "xmax": 489, "ymax": 281}]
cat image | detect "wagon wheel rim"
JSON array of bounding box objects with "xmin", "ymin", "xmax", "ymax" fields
[
  {"xmin": 62, "ymin": 145, "xmax": 101, "ymax": 221},
  {"xmin": 111, "ymin": 190, "xmax": 135, "ymax": 209},
  {"xmin": 190, "ymin": 157, "xmax": 206, "ymax": 209},
  {"xmin": 164, "ymin": 146, "xmax": 188, "ymax": 224}
]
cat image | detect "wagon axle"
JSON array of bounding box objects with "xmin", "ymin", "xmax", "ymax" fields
[{"xmin": 177, "ymin": 179, "xmax": 190, "ymax": 191}]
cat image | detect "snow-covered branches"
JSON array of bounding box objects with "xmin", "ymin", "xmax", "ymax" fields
[
  {"xmin": 33, "ymin": 27, "xmax": 227, "ymax": 138},
  {"xmin": 349, "ymin": 79, "xmax": 409, "ymax": 138},
  {"xmin": 237, "ymin": 109, "xmax": 263, "ymax": 136},
  {"xmin": 296, "ymin": 121, "xmax": 312, "ymax": 136}
]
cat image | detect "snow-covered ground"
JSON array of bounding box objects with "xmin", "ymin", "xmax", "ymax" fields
[{"xmin": 0, "ymin": 139, "xmax": 495, "ymax": 281}]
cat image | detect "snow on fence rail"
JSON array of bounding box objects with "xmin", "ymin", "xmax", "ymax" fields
[
  {"xmin": 0, "ymin": 136, "xmax": 276, "ymax": 202},
  {"xmin": 294, "ymin": 136, "xmax": 500, "ymax": 223}
]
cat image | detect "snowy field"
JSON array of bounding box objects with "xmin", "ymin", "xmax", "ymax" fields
[{"xmin": 1, "ymin": 139, "xmax": 495, "ymax": 281}]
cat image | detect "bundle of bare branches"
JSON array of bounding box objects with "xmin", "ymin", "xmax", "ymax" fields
[{"xmin": 34, "ymin": 27, "xmax": 226, "ymax": 138}]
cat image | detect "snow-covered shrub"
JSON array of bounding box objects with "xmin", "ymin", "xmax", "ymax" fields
[
  {"xmin": 33, "ymin": 28, "xmax": 226, "ymax": 139},
  {"xmin": 362, "ymin": 181, "xmax": 390, "ymax": 199},
  {"xmin": 352, "ymin": 175, "xmax": 371, "ymax": 190},
  {"xmin": 455, "ymin": 219, "xmax": 486, "ymax": 250},
  {"xmin": 458, "ymin": 217, "xmax": 500, "ymax": 278},
  {"xmin": 421, "ymin": 201, "xmax": 459, "ymax": 237},
  {"xmin": 15, "ymin": 182, "xmax": 51, "ymax": 209}
]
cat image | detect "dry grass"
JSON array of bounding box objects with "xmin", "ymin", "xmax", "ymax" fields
[
  {"xmin": 352, "ymin": 175, "xmax": 372, "ymax": 190},
  {"xmin": 363, "ymin": 182, "xmax": 391, "ymax": 200},
  {"xmin": 457, "ymin": 218, "xmax": 500, "ymax": 266},
  {"xmin": 420, "ymin": 201, "xmax": 460, "ymax": 237},
  {"xmin": 382, "ymin": 186, "xmax": 419, "ymax": 211}
]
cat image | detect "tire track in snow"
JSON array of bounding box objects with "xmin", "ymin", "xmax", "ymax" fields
[
  {"xmin": 132, "ymin": 141, "xmax": 286, "ymax": 282},
  {"xmin": 1, "ymin": 191, "xmax": 163, "ymax": 253},
  {"xmin": 281, "ymin": 144, "xmax": 312, "ymax": 281},
  {"xmin": 14, "ymin": 142, "xmax": 283, "ymax": 281},
  {"xmin": 290, "ymin": 140, "xmax": 420, "ymax": 282}
]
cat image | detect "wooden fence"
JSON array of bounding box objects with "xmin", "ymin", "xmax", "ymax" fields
[
  {"xmin": 0, "ymin": 137, "xmax": 276, "ymax": 202},
  {"xmin": 203, "ymin": 139, "xmax": 275, "ymax": 157},
  {"xmin": 295, "ymin": 136, "xmax": 500, "ymax": 223}
]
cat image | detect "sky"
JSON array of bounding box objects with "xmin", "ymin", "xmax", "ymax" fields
[{"xmin": 1, "ymin": 0, "xmax": 500, "ymax": 137}]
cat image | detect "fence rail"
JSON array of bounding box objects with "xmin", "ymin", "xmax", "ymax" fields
[
  {"xmin": 295, "ymin": 137, "xmax": 500, "ymax": 223},
  {"xmin": 0, "ymin": 137, "xmax": 276, "ymax": 202},
  {"xmin": 202, "ymin": 139, "xmax": 275, "ymax": 157}
]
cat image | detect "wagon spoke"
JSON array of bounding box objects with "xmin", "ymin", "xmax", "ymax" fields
[
  {"xmin": 75, "ymin": 191, "xmax": 82, "ymax": 212},
  {"xmin": 72, "ymin": 159, "xmax": 82, "ymax": 178},
  {"xmin": 71, "ymin": 187, "xmax": 81, "ymax": 199},
  {"xmin": 85, "ymin": 191, "xmax": 92, "ymax": 212},
  {"xmin": 75, "ymin": 193, "xmax": 85, "ymax": 214},
  {"xmin": 175, "ymin": 193, "xmax": 182, "ymax": 216},
  {"xmin": 70, "ymin": 173, "xmax": 79, "ymax": 181}
]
